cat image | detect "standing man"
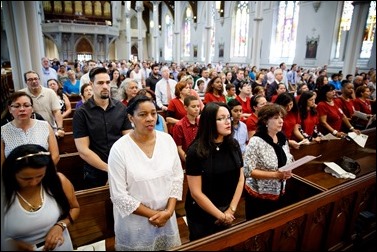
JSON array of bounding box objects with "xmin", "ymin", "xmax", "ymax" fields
[
  {"xmin": 73, "ymin": 67, "xmax": 132, "ymax": 189},
  {"xmin": 145, "ymin": 63, "xmax": 161, "ymax": 93},
  {"xmin": 155, "ymin": 66, "xmax": 177, "ymax": 111},
  {"xmin": 41, "ymin": 57, "xmax": 58, "ymax": 88},
  {"xmin": 20, "ymin": 70, "xmax": 65, "ymax": 138},
  {"xmin": 80, "ymin": 59, "xmax": 98, "ymax": 90}
]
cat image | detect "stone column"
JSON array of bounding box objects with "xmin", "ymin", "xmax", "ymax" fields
[
  {"xmin": 174, "ymin": 2, "xmax": 181, "ymax": 65},
  {"xmin": 342, "ymin": 1, "xmax": 370, "ymax": 76},
  {"xmin": 204, "ymin": 1, "xmax": 213, "ymax": 65},
  {"xmin": 152, "ymin": 1, "xmax": 161, "ymax": 63},
  {"xmin": 251, "ymin": 1, "xmax": 263, "ymax": 68},
  {"xmin": 2, "ymin": 1, "xmax": 34, "ymax": 90},
  {"xmin": 136, "ymin": 1, "xmax": 144, "ymax": 61},
  {"xmin": 125, "ymin": 1, "xmax": 132, "ymax": 61}
]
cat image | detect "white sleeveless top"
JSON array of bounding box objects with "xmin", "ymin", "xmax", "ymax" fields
[
  {"xmin": 4, "ymin": 187, "xmax": 73, "ymax": 250},
  {"xmin": 1, "ymin": 120, "xmax": 50, "ymax": 157}
]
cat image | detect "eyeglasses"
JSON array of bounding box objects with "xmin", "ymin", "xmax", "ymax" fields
[
  {"xmin": 216, "ymin": 116, "xmax": 233, "ymax": 123},
  {"xmin": 10, "ymin": 103, "xmax": 32, "ymax": 109},
  {"xmin": 16, "ymin": 151, "xmax": 51, "ymax": 161},
  {"xmin": 27, "ymin": 77, "xmax": 39, "ymax": 82}
]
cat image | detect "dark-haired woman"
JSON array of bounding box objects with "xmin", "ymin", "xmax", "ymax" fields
[
  {"xmin": 243, "ymin": 104, "xmax": 294, "ymax": 220},
  {"xmin": 297, "ymin": 91, "xmax": 322, "ymax": 142},
  {"xmin": 185, "ymin": 102, "xmax": 244, "ymax": 241},
  {"xmin": 3, "ymin": 144, "xmax": 79, "ymax": 251},
  {"xmin": 108, "ymin": 95, "xmax": 183, "ymax": 250},
  {"xmin": 316, "ymin": 84, "xmax": 360, "ymax": 137},
  {"xmin": 1, "ymin": 91, "xmax": 60, "ymax": 167}
]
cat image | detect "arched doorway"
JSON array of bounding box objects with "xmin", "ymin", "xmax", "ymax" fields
[
  {"xmin": 131, "ymin": 45, "xmax": 138, "ymax": 61},
  {"xmin": 76, "ymin": 38, "xmax": 93, "ymax": 61}
]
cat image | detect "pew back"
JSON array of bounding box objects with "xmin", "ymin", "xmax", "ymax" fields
[{"xmin": 69, "ymin": 186, "xmax": 114, "ymax": 249}]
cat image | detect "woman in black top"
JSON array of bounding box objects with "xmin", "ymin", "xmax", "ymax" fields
[{"xmin": 185, "ymin": 102, "xmax": 245, "ymax": 241}]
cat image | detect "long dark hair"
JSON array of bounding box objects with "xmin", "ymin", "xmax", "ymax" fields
[
  {"xmin": 2, "ymin": 144, "xmax": 72, "ymax": 222},
  {"xmin": 298, "ymin": 91, "xmax": 317, "ymax": 120},
  {"xmin": 192, "ymin": 102, "xmax": 236, "ymax": 158}
]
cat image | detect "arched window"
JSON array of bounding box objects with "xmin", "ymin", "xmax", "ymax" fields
[
  {"xmin": 335, "ymin": 1, "xmax": 376, "ymax": 59},
  {"xmin": 94, "ymin": 1, "xmax": 102, "ymax": 16},
  {"xmin": 165, "ymin": 15, "xmax": 173, "ymax": 61},
  {"xmin": 271, "ymin": 1, "xmax": 300, "ymax": 59},
  {"xmin": 233, "ymin": 1, "xmax": 249, "ymax": 57},
  {"xmin": 103, "ymin": 2, "xmax": 111, "ymax": 17},
  {"xmin": 64, "ymin": 1, "xmax": 73, "ymax": 14},
  {"xmin": 74, "ymin": 1, "xmax": 83, "ymax": 15},
  {"xmin": 183, "ymin": 7, "xmax": 192, "ymax": 57}
]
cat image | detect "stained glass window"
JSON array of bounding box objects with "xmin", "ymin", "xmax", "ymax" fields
[
  {"xmin": 233, "ymin": 1, "xmax": 249, "ymax": 57},
  {"xmin": 273, "ymin": 1, "xmax": 300, "ymax": 58},
  {"xmin": 165, "ymin": 15, "xmax": 173, "ymax": 60},
  {"xmin": 183, "ymin": 8, "xmax": 192, "ymax": 57}
]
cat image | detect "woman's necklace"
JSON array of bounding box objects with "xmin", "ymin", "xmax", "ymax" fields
[
  {"xmin": 17, "ymin": 186, "xmax": 44, "ymax": 212},
  {"xmin": 214, "ymin": 142, "xmax": 223, "ymax": 151}
]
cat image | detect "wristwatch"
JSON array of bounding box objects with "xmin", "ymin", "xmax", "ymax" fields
[
  {"xmin": 56, "ymin": 221, "xmax": 67, "ymax": 231},
  {"xmin": 230, "ymin": 206, "xmax": 237, "ymax": 212}
]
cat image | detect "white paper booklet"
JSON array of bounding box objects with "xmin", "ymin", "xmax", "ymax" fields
[
  {"xmin": 324, "ymin": 162, "xmax": 356, "ymax": 179},
  {"xmin": 278, "ymin": 155, "xmax": 321, "ymax": 172},
  {"xmin": 320, "ymin": 133, "xmax": 341, "ymax": 141},
  {"xmin": 348, "ymin": 132, "xmax": 369, "ymax": 148}
]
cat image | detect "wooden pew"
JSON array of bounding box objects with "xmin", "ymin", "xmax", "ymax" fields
[
  {"xmin": 69, "ymin": 185, "xmax": 192, "ymax": 251},
  {"xmin": 57, "ymin": 132, "xmax": 77, "ymax": 154},
  {"xmin": 170, "ymin": 128, "xmax": 376, "ymax": 251},
  {"xmin": 68, "ymin": 186, "xmax": 115, "ymax": 249},
  {"xmin": 63, "ymin": 118, "xmax": 73, "ymax": 132},
  {"xmin": 57, "ymin": 152, "xmax": 85, "ymax": 191},
  {"xmin": 65, "ymin": 108, "xmax": 76, "ymax": 118}
]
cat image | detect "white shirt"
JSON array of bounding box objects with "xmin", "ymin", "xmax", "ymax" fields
[
  {"xmin": 108, "ymin": 131, "xmax": 183, "ymax": 250},
  {"xmin": 155, "ymin": 78, "xmax": 177, "ymax": 108}
]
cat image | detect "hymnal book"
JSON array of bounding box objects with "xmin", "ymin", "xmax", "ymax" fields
[{"xmin": 348, "ymin": 132, "xmax": 368, "ymax": 148}]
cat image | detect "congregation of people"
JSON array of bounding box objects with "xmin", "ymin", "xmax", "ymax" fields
[{"xmin": 1, "ymin": 57, "xmax": 376, "ymax": 250}]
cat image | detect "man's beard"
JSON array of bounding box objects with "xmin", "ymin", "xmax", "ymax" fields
[{"xmin": 100, "ymin": 93, "xmax": 109, "ymax": 99}]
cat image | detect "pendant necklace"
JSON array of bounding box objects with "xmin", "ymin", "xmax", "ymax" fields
[
  {"xmin": 17, "ymin": 186, "xmax": 44, "ymax": 212},
  {"xmin": 214, "ymin": 142, "xmax": 223, "ymax": 151}
]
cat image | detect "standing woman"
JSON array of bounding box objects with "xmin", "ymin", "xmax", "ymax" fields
[
  {"xmin": 3, "ymin": 144, "xmax": 80, "ymax": 251},
  {"xmin": 107, "ymin": 95, "xmax": 184, "ymax": 250},
  {"xmin": 297, "ymin": 91, "xmax": 322, "ymax": 142},
  {"xmin": 185, "ymin": 102, "xmax": 245, "ymax": 241},
  {"xmin": 203, "ymin": 76, "xmax": 226, "ymax": 105},
  {"xmin": 118, "ymin": 78, "xmax": 139, "ymax": 107},
  {"xmin": 316, "ymin": 84, "xmax": 360, "ymax": 137},
  {"xmin": 243, "ymin": 104, "xmax": 294, "ymax": 220},
  {"xmin": 1, "ymin": 91, "xmax": 60, "ymax": 167},
  {"xmin": 48, "ymin": 79, "xmax": 72, "ymax": 119}
]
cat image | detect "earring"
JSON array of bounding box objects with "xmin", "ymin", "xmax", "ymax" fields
[
  {"xmin": 266, "ymin": 124, "xmax": 268, "ymax": 128},
  {"xmin": 131, "ymin": 122, "xmax": 135, "ymax": 128}
]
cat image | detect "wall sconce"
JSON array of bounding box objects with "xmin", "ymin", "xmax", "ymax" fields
[{"xmin": 313, "ymin": 1, "xmax": 321, "ymax": 13}]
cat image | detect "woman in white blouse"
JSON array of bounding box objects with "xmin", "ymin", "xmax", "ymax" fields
[
  {"xmin": 108, "ymin": 95, "xmax": 183, "ymax": 251},
  {"xmin": 1, "ymin": 91, "xmax": 59, "ymax": 168}
]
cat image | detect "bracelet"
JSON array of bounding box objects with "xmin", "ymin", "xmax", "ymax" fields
[
  {"xmin": 349, "ymin": 126, "xmax": 354, "ymax": 130},
  {"xmin": 54, "ymin": 222, "xmax": 65, "ymax": 231},
  {"xmin": 332, "ymin": 130, "xmax": 338, "ymax": 135}
]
